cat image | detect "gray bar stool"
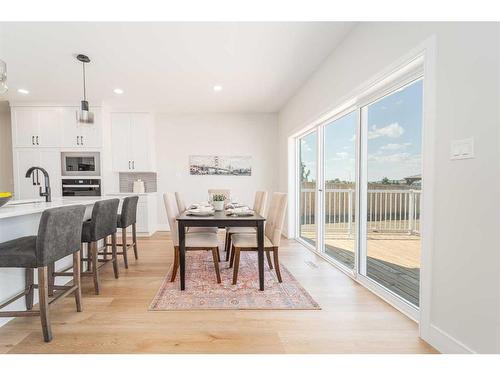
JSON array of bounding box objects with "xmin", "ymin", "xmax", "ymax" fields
[
  {"xmin": 104, "ymin": 196, "xmax": 139, "ymax": 269},
  {"xmin": 81, "ymin": 198, "xmax": 120, "ymax": 294},
  {"xmin": 0, "ymin": 205, "xmax": 86, "ymax": 342}
]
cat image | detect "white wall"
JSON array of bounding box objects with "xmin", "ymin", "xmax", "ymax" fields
[
  {"xmin": 155, "ymin": 113, "xmax": 278, "ymax": 229},
  {"xmin": 0, "ymin": 101, "xmax": 13, "ymax": 193},
  {"xmin": 278, "ymin": 22, "xmax": 500, "ymax": 353}
]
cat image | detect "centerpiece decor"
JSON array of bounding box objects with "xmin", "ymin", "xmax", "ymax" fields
[{"xmin": 211, "ymin": 194, "xmax": 226, "ymax": 211}]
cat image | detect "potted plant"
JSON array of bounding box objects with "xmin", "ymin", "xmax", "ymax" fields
[{"xmin": 211, "ymin": 194, "xmax": 226, "ymax": 211}]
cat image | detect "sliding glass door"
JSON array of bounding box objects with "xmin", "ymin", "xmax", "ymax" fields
[
  {"xmin": 296, "ymin": 74, "xmax": 424, "ymax": 310},
  {"xmin": 361, "ymin": 79, "xmax": 423, "ymax": 307},
  {"xmin": 298, "ymin": 131, "xmax": 318, "ymax": 246},
  {"xmin": 323, "ymin": 112, "xmax": 357, "ymax": 270}
]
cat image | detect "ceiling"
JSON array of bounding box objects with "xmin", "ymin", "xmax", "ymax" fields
[{"xmin": 0, "ymin": 22, "xmax": 355, "ymax": 113}]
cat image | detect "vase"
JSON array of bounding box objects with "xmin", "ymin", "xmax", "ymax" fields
[{"xmin": 213, "ymin": 201, "xmax": 224, "ymax": 211}]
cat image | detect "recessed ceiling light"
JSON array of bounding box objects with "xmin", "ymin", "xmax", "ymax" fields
[
  {"xmin": 213, "ymin": 85, "xmax": 222, "ymax": 92},
  {"xmin": 113, "ymin": 88, "xmax": 124, "ymax": 95},
  {"xmin": 17, "ymin": 88, "xmax": 29, "ymax": 94}
]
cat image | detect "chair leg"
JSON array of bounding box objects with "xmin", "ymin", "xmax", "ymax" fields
[
  {"xmin": 25, "ymin": 268, "xmax": 34, "ymax": 310},
  {"xmin": 103, "ymin": 235, "xmax": 108, "ymax": 260},
  {"xmin": 91, "ymin": 241, "xmax": 100, "ymax": 295},
  {"xmin": 232, "ymin": 248, "xmax": 241, "ymax": 285},
  {"xmin": 132, "ymin": 223, "xmax": 139, "ymax": 260},
  {"xmin": 224, "ymin": 231, "xmax": 230, "ymax": 261},
  {"xmin": 266, "ymin": 249, "xmax": 273, "ymax": 270},
  {"xmin": 170, "ymin": 246, "xmax": 179, "ymax": 282},
  {"xmin": 211, "ymin": 247, "xmax": 222, "ymax": 283},
  {"xmin": 229, "ymin": 244, "xmax": 236, "ymax": 268},
  {"xmin": 273, "ymin": 247, "xmax": 282, "ymax": 283},
  {"xmin": 111, "ymin": 232, "xmax": 119, "ymax": 279},
  {"xmin": 87, "ymin": 242, "xmax": 92, "ymax": 272},
  {"xmin": 37, "ymin": 266, "xmax": 52, "ymax": 342},
  {"xmin": 47, "ymin": 262, "xmax": 55, "ymax": 297},
  {"xmin": 121, "ymin": 228, "xmax": 129, "ymax": 269},
  {"xmin": 73, "ymin": 250, "xmax": 82, "ymax": 312}
]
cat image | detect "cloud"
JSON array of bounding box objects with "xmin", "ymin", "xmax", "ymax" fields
[
  {"xmin": 380, "ymin": 142, "xmax": 411, "ymax": 151},
  {"xmin": 335, "ymin": 152, "xmax": 348, "ymax": 159},
  {"xmin": 368, "ymin": 152, "xmax": 410, "ymax": 163},
  {"xmin": 368, "ymin": 122, "xmax": 404, "ymax": 140}
]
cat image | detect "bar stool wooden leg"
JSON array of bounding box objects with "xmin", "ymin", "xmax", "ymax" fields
[
  {"xmin": 87, "ymin": 242, "xmax": 92, "ymax": 272},
  {"xmin": 111, "ymin": 232, "xmax": 119, "ymax": 279},
  {"xmin": 103, "ymin": 236, "xmax": 108, "ymax": 260},
  {"xmin": 73, "ymin": 250, "xmax": 82, "ymax": 312},
  {"xmin": 47, "ymin": 262, "xmax": 55, "ymax": 297},
  {"xmin": 37, "ymin": 266, "xmax": 52, "ymax": 342},
  {"xmin": 121, "ymin": 228, "xmax": 129, "ymax": 269},
  {"xmin": 132, "ymin": 223, "xmax": 138, "ymax": 260},
  {"xmin": 91, "ymin": 241, "xmax": 100, "ymax": 295},
  {"xmin": 25, "ymin": 268, "xmax": 34, "ymax": 310}
]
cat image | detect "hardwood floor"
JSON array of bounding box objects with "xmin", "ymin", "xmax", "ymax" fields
[{"xmin": 0, "ymin": 232, "xmax": 437, "ymax": 354}]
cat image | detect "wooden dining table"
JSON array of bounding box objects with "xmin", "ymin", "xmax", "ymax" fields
[{"xmin": 176, "ymin": 210, "xmax": 266, "ymax": 291}]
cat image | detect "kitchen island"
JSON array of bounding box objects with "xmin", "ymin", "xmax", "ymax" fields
[{"xmin": 0, "ymin": 196, "xmax": 132, "ymax": 327}]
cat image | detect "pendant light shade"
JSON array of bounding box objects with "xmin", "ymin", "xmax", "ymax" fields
[
  {"xmin": 76, "ymin": 54, "xmax": 94, "ymax": 124},
  {"xmin": 0, "ymin": 59, "xmax": 8, "ymax": 94}
]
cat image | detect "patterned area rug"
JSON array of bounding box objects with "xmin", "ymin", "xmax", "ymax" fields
[{"xmin": 150, "ymin": 251, "xmax": 320, "ymax": 310}]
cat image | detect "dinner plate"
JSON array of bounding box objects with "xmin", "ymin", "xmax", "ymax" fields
[
  {"xmin": 226, "ymin": 210, "xmax": 255, "ymax": 217},
  {"xmin": 187, "ymin": 209, "xmax": 214, "ymax": 216}
]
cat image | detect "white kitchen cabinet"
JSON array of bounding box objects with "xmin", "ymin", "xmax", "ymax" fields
[
  {"xmin": 110, "ymin": 112, "xmax": 155, "ymax": 172},
  {"xmin": 12, "ymin": 107, "xmax": 62, "ymax": 147},
  {"xmin": 61, "ymin": 107, "xmax": 101, "ymax": 148},
  {"xmin": 14, "ymin": 148, "xmax": 61, "ymax": 200}
]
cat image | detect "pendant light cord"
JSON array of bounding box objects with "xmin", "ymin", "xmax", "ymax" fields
[{"xmin": 82, "ymin": 62, "xmax": 87, "ymax": 101}]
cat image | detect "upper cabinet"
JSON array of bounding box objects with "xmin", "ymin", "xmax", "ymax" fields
[
  {"xmin": 12, "ymin": 107, "xmax": 62, "ymax": 147},
  {"xmin": 110, "ymin": 112, "xmax": 156, "ymax": 172},
  {"xmin": 61, "ymin": 107, "xmax": 102, "ymax": 148},
  {"xmin": 11, "ymin": 106, "xmax": 101, "ymax": 149}
]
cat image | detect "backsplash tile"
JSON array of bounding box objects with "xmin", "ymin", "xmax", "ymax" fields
[{"xmin": 119, "ymin": 172, "xmax": 157, "ymax": 193}]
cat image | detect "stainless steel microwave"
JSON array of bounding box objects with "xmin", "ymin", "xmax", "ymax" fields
[{"xmin": 61, "ymin": 152, "xmax": 101, "ymax": 176}]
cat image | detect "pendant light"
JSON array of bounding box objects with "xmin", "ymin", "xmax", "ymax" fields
[
  {"xmin": 0, "ymin": 59, "xmax": 7, "ymax": 94},
  {"xmin": 76, "ymin": 54, "xmax": 94, "ymax": 124}
]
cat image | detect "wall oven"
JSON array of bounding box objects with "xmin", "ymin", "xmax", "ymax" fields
[
  {"xmin": 61, "ymin": 152, "xmax": 101, "ymax": 176},
  {"xmin": 62, "ymin": 179, "xmax": 101, "ymax": 196}
]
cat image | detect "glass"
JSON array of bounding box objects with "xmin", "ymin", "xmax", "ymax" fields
[
  {"xmin": 364, "ymin": 79, "xmax": 423, "ymax": 306},
  {"xmin": 323, "ymin": 112, "xmax": 357, "ymax": 269},
  {"xmin": 298, "ymin": 131, "xmax": 317, "ymax": 246}
]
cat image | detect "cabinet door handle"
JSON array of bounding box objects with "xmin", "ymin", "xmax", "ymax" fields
[
  {"xmin": 36, "ymin": 136, "xmax": 39, "ymax": 145},
  {"xmin": 132, "ymin": 160, "xmax": 135, "ymax": 169},
  {"xmin": 31, "ymin": 136, "xmax": 34, "ymax": 145},
  {"xmin": 128, "ymin": 161, "xmax": 131, "ymax": 169},
  {"xmin": 81, "ymin": 136, "xmax": 84, "ymax": 145},
  {"xmin": 76, "ymin": 136, "xmax": 80, "ymax": 145}
]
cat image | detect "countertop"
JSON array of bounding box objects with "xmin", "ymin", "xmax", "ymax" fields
[
  {"xmin": 0, "ymin": 195, "xmax": 136, "ymax": 220},
  {"xmin": 106, "ymin": 192, "xmax": 157, "ymax": 196}
]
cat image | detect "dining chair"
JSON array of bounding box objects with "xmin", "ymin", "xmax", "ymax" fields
[
  {"xmin": 208, "ymin": 189, "xmax": 231, "ymax": 203},
  {"xmin": 224, "ymin": 191, "xmax": 268, "ymax": 261},
  {"xmin": 163, "ymin": 193, "xmax": 221, "ymax": 283},
  {"xmin": 175, "ymin": 192, "xmax": 218, "ymax": 234},
  {"xmin": 229, "ymin": 192, "xmax": 287, "ymax": 285}
]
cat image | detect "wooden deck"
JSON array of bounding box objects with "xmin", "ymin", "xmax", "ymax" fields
[{"xmin": 300, "ymin": 224, "xmax": 420, "ymax": 306}]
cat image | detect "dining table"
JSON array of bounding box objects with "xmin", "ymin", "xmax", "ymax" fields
[{"xmin": 176, "ymin": 210, "xmax": 266, "ymax": 291}]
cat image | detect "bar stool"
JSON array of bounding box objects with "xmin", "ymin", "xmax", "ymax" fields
[
  {"xmin": 103, "ymin": 196, "xmax": 139, "ymax": 269},
  {"xmin": 0, "ymin": 205, "xmax": 86, "ymax": 342},
  {"xmin": 81, "ymin": 198, "xmax": 120, "ymax": 294}
]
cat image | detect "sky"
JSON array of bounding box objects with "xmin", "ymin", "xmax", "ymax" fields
[{"xmin": 300, "ymin": 78, "xmax": 423, "ymax": 183}]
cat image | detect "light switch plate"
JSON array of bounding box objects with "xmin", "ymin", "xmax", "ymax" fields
[{"xmin": 450, "ymin": 138, "xmax": 474, "ymax": 160}]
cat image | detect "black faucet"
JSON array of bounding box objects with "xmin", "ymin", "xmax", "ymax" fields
[{"xmin": 25, "ymin": 166, "xmax": 51, "ymax": 202}]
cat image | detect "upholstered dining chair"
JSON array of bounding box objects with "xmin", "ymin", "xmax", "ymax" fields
[
  {"xmin": 175, "ymin": 191, "xmax": 218, "ymax": 234},
  {"xmin": 208, "ymin": 189, "xmax": 231, "ymax": 203},
  {"xmin": 224, "ymin": 191, "xmax": 268, "ymax": 261},
  {"xmin": 163, "ymin": 193, "xmax": 221, "ymax": 283},
  {"xmin": 229, "ymin": 192, "xmax": 287, "ymax": 285}
]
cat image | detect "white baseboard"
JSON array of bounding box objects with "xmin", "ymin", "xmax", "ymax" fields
[{"xmin": 425, "ymin": 324, "xmax": 476, "ymax": 354}]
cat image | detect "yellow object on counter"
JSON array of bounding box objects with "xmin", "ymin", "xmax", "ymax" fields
[{"xmin": 0, "ymin": 192, "xmax": 12, "ymax": 198}]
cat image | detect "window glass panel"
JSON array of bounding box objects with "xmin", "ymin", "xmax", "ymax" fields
[{"xmin": 299, "ymin": 131, "xmax": 317, "ymax": 246}]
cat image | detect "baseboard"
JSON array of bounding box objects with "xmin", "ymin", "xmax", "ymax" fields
[{"xmin": 425, "ymin": 324, "xmax": 476, "ymax": 354}]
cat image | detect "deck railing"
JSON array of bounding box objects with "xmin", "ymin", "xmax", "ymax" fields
[{"xmin": 299, "ymin": 188, "xmax": 421, "ymax": 235}]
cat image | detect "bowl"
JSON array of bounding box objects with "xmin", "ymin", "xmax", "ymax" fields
[{"xmin": 0, "ymin": 192, "xmax": 12, "ymax": 208}]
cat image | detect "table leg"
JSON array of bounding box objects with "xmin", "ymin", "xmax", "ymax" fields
[
  {"xmin": 178, "ymin": 221, "xmax": 186, "ymax": 290},
  {"xmin": 257, "ymin": 220, "xmax": 264, "ymax": 291}
]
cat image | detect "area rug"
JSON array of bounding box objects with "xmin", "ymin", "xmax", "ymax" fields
[{"xmin": 149, "ymin": 251, "xmax": 320, "ymax": 310}]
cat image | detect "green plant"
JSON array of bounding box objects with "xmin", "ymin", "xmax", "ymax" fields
[{"xmin": 212, "ymin": 194, "xmax": 226, "ymax": 202}]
